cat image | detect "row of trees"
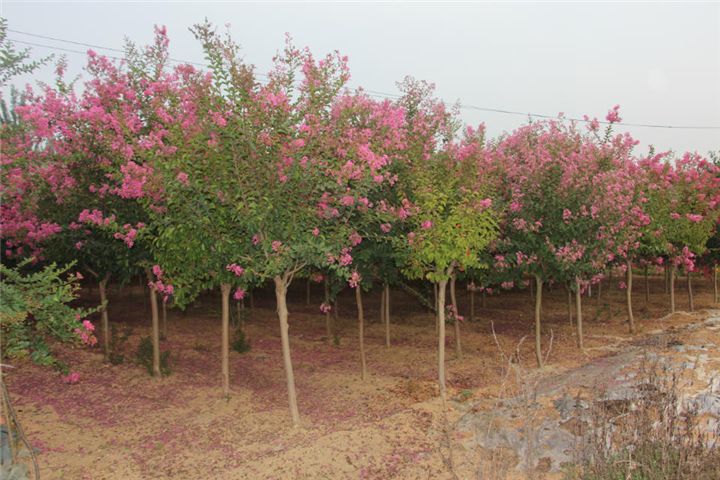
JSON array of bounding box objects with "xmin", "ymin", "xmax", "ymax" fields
[{"xmin": 2, "ymin": 23, "xmax": 719, "ymax": 426}]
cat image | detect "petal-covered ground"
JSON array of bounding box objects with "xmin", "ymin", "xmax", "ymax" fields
[{"xmin": 5, "ymin": 276, "xmax": 717, "ymax": 479}]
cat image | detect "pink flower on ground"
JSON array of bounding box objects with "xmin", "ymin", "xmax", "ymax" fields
[{"xmin": 62, "ymin": 372, "xmax": 80, "ymax": 384}]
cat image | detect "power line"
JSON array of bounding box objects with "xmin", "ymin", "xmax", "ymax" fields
[{"xmin": 8, "ymin": 29, "xmax": 720, "ymax": 131}]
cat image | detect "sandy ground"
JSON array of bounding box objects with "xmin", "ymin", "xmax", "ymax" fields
[{"xmin": 5, "ymin": 273, "xmax": 718, "ymax": 479}]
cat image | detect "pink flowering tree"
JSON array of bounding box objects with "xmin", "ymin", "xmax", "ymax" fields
[
  {"xmin": 491, "ymin": 112, "xmax": 642, "ymax": 362},
  {"xmin": 152, "ymin": 24, "xmax": 401, "ymax": 424},
  {"xmin": 398, "ymin": 82, "xmax": 499, "ymax": 398},
  {"xmin": 639, "ymin": 151, "xmax": 720, "ymax": 312}
]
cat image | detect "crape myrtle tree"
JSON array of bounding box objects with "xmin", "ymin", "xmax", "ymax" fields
[
  {"xmin": 172, "ymin": 25, "xmax": 400, "ymax": 425},
  {"xmin": 490, "ymin": 111, "xmax": 642, "ymax": 363},
  {"xmin": 639, "ymin": 152, "xmax": 720, "ymax": 312},
  {"xmin": 398, "ymin": 82, "xmax": 499, "ymax": 398}
]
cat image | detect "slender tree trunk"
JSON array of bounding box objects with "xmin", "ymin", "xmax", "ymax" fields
[
  {"xmin": 450, "ymin": 275, "xmax": 462, "ymax": 359},
  {"xmin": 161, "ymin": 300, "xmax": 168, "ymax": 339},
  {"xmin": 437, "ymin": 278, "xmax": 448, "ymax": 400},
  {"xmin": 529, "ymin": 276, "xmax": 534, "ymax": 301},
  {"xmin": 665, "ymin": 265, "xmax": 670, "ymax": 294},
  {"xmin": 469, "ymin": 287, "xmax": 475, "ymax": 322},
  {"xmin": 274, "ymin": 276, "xmax": 300, "ymax": 427},
  {"xmin": 220, "ymin": 283, "xmax": 231, "ymax": 396},
  {"xmin": 380, "ymin": 283, "xmax": 385, "ymax": 328},
  {"xmin": 714, "ymin": 263, "xmax": 718, "ymax": 304},
  {"xmin": 98, "ymin": 274, "xmax": 111, "ymax": 360},
  {"xmin": 687, "ymin": 271, "xmax": 694, "ymax": 312},
  {"xmin": 305, "ymin": 278, "xmax": 311, "ymax": 306},
  {"xmin": 567, "ymin": 284, "xmax": 573, "ymax": 326},
  {"xmin": 534, "ymin": 274, "xmax": 544, "ymax": 368},
  {"xmin": 324, "ymin": 278, "xmax": 332, "ymax": 344},
  {"xmin": 384, "ymin": 283, "xmax": 390, "ymax": 348},
  {"xmin": 146, "ymin": 270, "xmax": 161, "ymax": 377},
  {"xmin": 575, "ymin": 278, "xmax": 584, "ymax": 350},
  {"xmin": 433, "ymin": 282, "xmax": 438, "ymax": 313},
  {"xmin": 670, "ymin": 264, "xmax": 676, "ymax": 313},
  {"xmin": 644, "ymin": 265, "xmax": 650, "ymax": 304},
  {"xmin": 355, "ymin": 286, "xmax": 367, "ymax": 381},
  {"xmin": 627, "ymin": 262, "xmax": 635, "ymax": 334}
]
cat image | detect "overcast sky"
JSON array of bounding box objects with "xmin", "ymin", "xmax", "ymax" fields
[{"xmin": 2, "ymin": 1, "xmax": 719, "ymax": 155}]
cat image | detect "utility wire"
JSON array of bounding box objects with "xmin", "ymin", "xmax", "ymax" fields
[{"xmin": 8, "ymin": 29, "xmax": 720, "ymax": 131}]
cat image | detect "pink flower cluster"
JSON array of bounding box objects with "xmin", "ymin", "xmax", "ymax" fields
[
  {"xmin": 226, "ymin": 263, "xmax": 245, "ymax": 277},
  {"xmin": 74, "ymin": 319, "xmax": 97, "ymax": 346}
]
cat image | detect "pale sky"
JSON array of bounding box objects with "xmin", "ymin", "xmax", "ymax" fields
[{"xmin": 2, "ymin": 1, "xmax": 719, "ymax": 155}]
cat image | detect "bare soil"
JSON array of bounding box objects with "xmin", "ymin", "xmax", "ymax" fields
[{"xmin": 5, "ymin": 274, "xmax": 717, "ymax": 479}]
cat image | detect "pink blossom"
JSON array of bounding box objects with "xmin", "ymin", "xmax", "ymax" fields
[
  {"xmin": 380, "ymin": 223, "xmax": 392, "ymax": 233},
  {"xmin": 340, "ymin": 195, "xmax": 355, "ymax": 207},
  {"xmin": 421, "ymin": 220, "xmax": 433, "ymax": 230},
  {"xmin": 312, "ymin": 227, "xmax": 320, "ymax": 236},
  {"xmin": 319, "ymin": 303, "xmax": 332, "ymax": 314},
  {"xmin": 176, "ymin": 171, "xmax": 189, "ymax": 185},
  {"xmin": 348, "ymin": 271, "xmax": 361, "ymax": 288},
  {"xmin": 62, "ymin": 372, "xmax": 81, "ymax": 384},
  {"xmin": 271, "ymin": 240, "xmax": 282, "ymax": 252},
  {"xmin": 686, "ymin": 213, "xmax": 703, "ymax": 223},
  {"xmin": 605, "ymin": 105, "xmax": 622, "ymax": 123},
  {"xmin": 152, "ymin": 265, "xmax": 163, "ymax": 278},
  {"xmin": 226, "ymin": 263, "xmax": 245, "ymax": 277},
  {"xmin": 252, "ymin": 234, "xmax": 261, "ymax": 245},
  {"xmin": 82, "ymin": 320, "xmax": 95, "ymax": 332},
  {"xmin": 233, "ymin": 288, "xmax": 246, "ymax": 300},
  {"xmin": 478, "ymin": 198, "xmax": 492, "ymax": 209},
  {"xmin": 349, "ymin": 231, "xmax": 362, "ymax": 246}
]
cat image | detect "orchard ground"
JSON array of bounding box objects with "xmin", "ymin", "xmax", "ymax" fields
[{"xmin": 6, "ymin": 274, "xmax": 718, "ymax": 479}]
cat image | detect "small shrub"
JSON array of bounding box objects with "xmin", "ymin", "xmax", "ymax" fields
[
  {"xmin": 108, "ymin": 324, "xmax": 132, "ymax": 365},
  {"xmin": 135, "ymin": 336, "xmax": 171, "ymax": 376},
  {"xmin": 231, "ymin": 328, "xmax": 250, "ymax": 354}
]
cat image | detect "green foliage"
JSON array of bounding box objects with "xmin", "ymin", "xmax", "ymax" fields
[
  {"xmin": 0, "ymin": 260, "xmax": 95, "ymax": 367},
  {"xmin": 135, "ymin": 336, "xmax": 171, "ymax": 376},
  {"xmin": 0, "ymin": 17, "xmax": 52, "ymax": 87}
]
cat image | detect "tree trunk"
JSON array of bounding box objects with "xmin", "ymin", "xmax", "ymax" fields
[
  {"xmin": 450, "ymin": 275, "xmax": 462, "ymax": 359},
  {"xmin": 670, "ymin": 264, "xmax": 676, "ymax": 313},
  {"xmin": 596, "ymin": 275, "xmax": 602, "ymax": 306},
  {"xmin": 380, "ymin": 283, "xmax": 385, "ymax": 328},
  {"xmin": 355, "ymin": 286, "xmax": 367, "ymax": 381},
  {"xmin": 220, "ymin": 283, "xmax": 231, "ymax": 397},
  {"xmin": 575, "ymin": 278, "xmax": 584, "ymax": 350},
  {"xmin": 529, "ymin": 276, "xmax": 534, "ymax": 301},
  {"xmin": 644, "ymin": 265, "xmax": 650, "ymax": 304},
  {"xmin": 714, "ymin": 263, "xmax": 718, "ymax": 304},
  {"xmin": 324, "ymin": 278, "xmax": 332, "ymax": 344},
  {"xmin": 146, "ymin": 270, "xmax": 161, "ymax": 377},
  {"xmin": 437, "ymin": 278, "xmax": 448, "ymax": 400},
  {"xmin": 161, "ymin": 299, "xmax": 168, "ymax": 339},
  {"xmin": 687, "ymin": 271, "xmax": 694, "ymax": 312},
  {"xmin": 534, "ymin": 274, "xmax": 544, "ymax": 368},
  {"xmin": 469, "ymin": 287, "xmax": 475, "ymax": 322},
  {"xmin": 665, "ymin": 265, "xmax": 670, "ymax": 294},
  {"xmin": 567, "ymin": 284, "xmax": 573, "ymax": 326},
  {"xmin": 274, "ymin": 276, "xmax": 300, "ymax": 427},
  {"xmin": 627, "ymin": 262, "xmax": 635, "ymax": 334},
  {"xmin": 433, "ymin": 282, "xmax": 438, "ymax": 313},
  {"xmin": 384, "ymin": 283, "xmax": 390, "ymax": 348},
  {"xmin": 98, "ymin": 274, "xmax": 111, "ymax": 360}
]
